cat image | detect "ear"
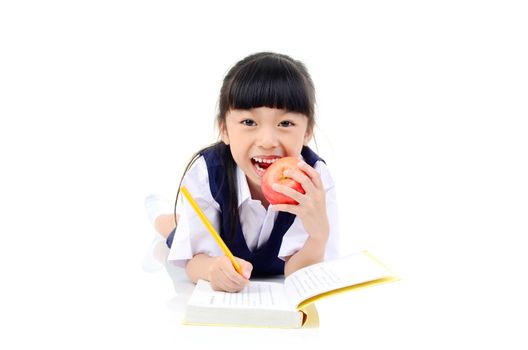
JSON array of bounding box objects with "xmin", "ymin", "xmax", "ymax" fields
[
  {"xmin": 219, "ymin": 120, "xmax": 230, "ymax": 145},
  {"xmin": 303, "ymin": 127, "xmax": 313, "ymax": 145}
]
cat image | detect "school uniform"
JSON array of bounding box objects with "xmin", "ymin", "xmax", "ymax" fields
[{"xmin": 167, "ymin": 144, "xmax": 339, "ymax": 276}]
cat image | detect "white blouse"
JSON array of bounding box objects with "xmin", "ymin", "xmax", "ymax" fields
[{"xmin": 167, "ymin": 156, "xmax": 340, "ymax": 267}]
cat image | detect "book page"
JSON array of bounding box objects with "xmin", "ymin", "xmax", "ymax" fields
[
  {"xmin": 284, "ymin": 251, "xmax": 393, "ymax": 308},
  {"xmin": 188, "ymin": 280, "xmax": 292, "ymax": 310}
]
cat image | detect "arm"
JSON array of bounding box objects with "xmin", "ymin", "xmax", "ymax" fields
[
  {"xmin": 283, "ymin": 235, "xmax": 328, "ymax": 276},
  {"xmin": 168, "ymin": 156, "xmax": 254, "ymax": 292},
  {"xmin": 271, "ymin": 160, "xmax": 330, "ymax": 276}
]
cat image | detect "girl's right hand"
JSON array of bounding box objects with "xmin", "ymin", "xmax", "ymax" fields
[{"xmin": 208, "ymin": 256, "xmax": 253, "ymax": 292}]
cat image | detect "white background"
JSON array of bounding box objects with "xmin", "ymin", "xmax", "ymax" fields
[{"xmin": 1, "ymin": 1, "xmax": 527, "ymax": 349}]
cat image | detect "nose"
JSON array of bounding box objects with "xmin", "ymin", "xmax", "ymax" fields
[{"xmin": 257, "ymin": 126, "xmax": 279, "ymax": 149}]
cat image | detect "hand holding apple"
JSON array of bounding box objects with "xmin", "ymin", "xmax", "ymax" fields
[
  {"xmin": 262, "ymin": 156, "xmax": 329, "ymax": 241},
  {"xmin": 261, "ymin": 157, "xmax": 306, "ymax": 205}
]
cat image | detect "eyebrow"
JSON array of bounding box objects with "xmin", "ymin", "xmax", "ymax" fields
[{"xmin": 278, "ymin": 112, "xmax": 305, "ymax": 120}]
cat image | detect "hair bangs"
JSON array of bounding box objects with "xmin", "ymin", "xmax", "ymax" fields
[{"xmin": 227, "ymin": 58, "xmax": 313, "ymax": 117}]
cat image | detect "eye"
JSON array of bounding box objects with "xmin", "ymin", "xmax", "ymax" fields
[
  {"xmin": 241, "ymin": 119, "xmax": 256, "ymax": 126},
  {"xmin": 278, "ymin": 120, "xmax": 295, "ymax": 127}
]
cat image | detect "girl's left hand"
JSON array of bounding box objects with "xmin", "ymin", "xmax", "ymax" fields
[{"xmin": 270, "ymin": 161, "xmax": 329, "ymax": 241}]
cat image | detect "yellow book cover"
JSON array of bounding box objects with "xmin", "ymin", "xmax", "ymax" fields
[{"xmin": 183, "ymin": 250, "xmax": 399, "ymax": 328}]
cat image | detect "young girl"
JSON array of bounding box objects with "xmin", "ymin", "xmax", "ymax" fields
[{"xmin": 147, "ymin": 52, "xmax": 339, "ymax": 292}]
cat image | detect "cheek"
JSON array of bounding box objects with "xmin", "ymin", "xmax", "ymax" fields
[
  {"xmin": 228, "ymin": 144, "xmax": 247, "ymax": 164},
  {"xmin": 291, "ymin": 133, "xmax": 310, "ymax": 152}
]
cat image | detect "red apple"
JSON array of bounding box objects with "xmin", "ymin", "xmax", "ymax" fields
[{"xmin": 261, "ymin": 157, "xmax": 305, "ymax": 205}]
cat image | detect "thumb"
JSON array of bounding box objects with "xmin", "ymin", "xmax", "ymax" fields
[{"xmin": 236, "ymin": 258, "xmax": 253, "ymax": 279}]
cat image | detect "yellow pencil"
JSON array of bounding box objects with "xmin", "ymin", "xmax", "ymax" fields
[{"xmin": 180, "ymin": 186, "xmax": 244, "ymax": 276}]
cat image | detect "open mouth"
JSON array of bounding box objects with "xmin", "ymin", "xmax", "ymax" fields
[{"xmin": 251, "ymin": 156, "xmax": 280, "ymax": 175}]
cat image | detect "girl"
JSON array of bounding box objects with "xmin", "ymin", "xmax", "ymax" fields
[{"xmin": 147, "ymin": 52, "xmax": 339, "ymax": 292}]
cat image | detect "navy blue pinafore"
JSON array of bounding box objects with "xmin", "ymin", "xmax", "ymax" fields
[{"xmin": 168, "ymin": 144, "xmax": 323, "ymax": 277}]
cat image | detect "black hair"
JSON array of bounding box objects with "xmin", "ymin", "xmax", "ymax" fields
[{"xmin": 175, "ymin": 52, "xmax": 316, "ymax": 242}]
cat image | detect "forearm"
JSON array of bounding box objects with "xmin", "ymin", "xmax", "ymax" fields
[
  {"xmin": 185, "ymin": 253, "xmax": 215, "ymax": 283},
  {"xmin": 284, "ymin": 235, "xmax": 328, "ymax": 277}
]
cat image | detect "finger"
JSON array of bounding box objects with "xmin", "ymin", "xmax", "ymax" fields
[
  {"xmin": 283, "ymin": 168, "xmax": 315, "ymax": 194},
  {"xmin": 297, "ymin": 161, "xmax": 323, "ymax": 188},
  {"xmin": 210, "ymin": 272, "xmax": 235, "ymax": 292},
  {"xmin": 236, "ymin": 258, "xmax": 253, "ymax": 279},
  {"xmin": 221, "ymin": 258, "xmax": 251, "ymax": 292},
  {"xmin": 220, "ymin": 275, "xmax": 245, "ymax": 292},
  {"xmin": 272, "ymin": 183, "xmax": 306, "ymax": 204},
  {"xmin": 221, "ymin": 261, "xmax": 249, "ymax": 288},
  {"xmin": 211, "ymin": 257, "xmax": 239, "ymax": 291},
  {"xmin": 215, "ymin": 269, "xmax": 242, "ymax": 292}
]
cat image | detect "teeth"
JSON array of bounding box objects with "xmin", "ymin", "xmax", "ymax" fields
[{"xmin": 252, "ymin": 157, "xmax": 279, "ymax": 164}]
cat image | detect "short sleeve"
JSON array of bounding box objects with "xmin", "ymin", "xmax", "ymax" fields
[
  {"xmin": 278, "ymin": 160, "xmax": 340, "ymax": 260},
  {"xmin": 167, "ymin": 157, "xmax": 224, "ymax": 268}
]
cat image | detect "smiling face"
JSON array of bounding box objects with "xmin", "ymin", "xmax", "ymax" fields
[{"xmin": 220, "ymin": 107, "xmax": 313, "ymax": 199}]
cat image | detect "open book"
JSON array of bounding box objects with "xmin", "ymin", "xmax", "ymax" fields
[{"xmin": 183, "ymin": 250, "xmax": 399, "ymax": 328}]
